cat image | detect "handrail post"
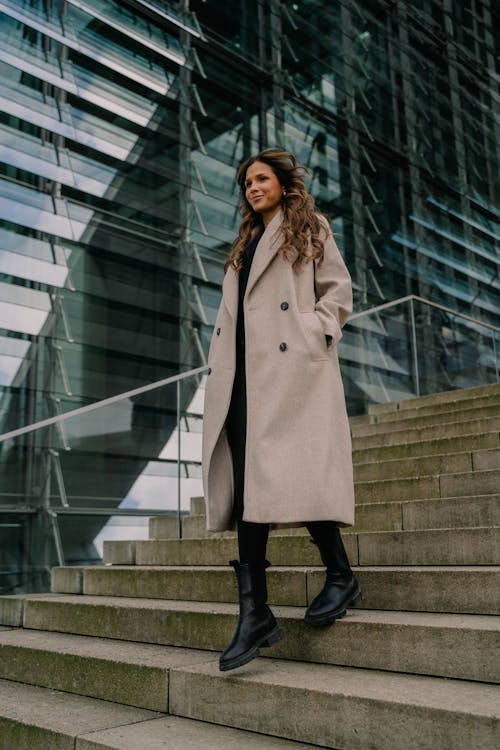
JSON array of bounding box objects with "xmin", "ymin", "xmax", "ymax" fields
[
  {"xmin": 176, "ymin": 379, "xmax": 182, "ymax": 539},
  {"xmin": 493, "ymin": 331, "xmax": 499, "ymax": 382},
  {"xmin": 49, "ymin": 510, "xmax": 65, "ymax": 567},
  {"xmin": 409, "ymin": 297, "xmax": 420, "ymax": 397}
]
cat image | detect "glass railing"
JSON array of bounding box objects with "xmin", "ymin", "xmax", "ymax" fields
[
  {"xmin": 0, "ymin": 366, "xmax": 207, "ymax": 593},
  {"xmin": 1, "ymin": 295, "xmax": 498, "ymax": 593},
  {"xmin": 341, "ymin": 295, "xmax": 499, "ymax": 414}
]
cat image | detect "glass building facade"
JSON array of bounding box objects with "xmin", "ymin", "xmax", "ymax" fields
[{"xmin": 0, "ymin": 0, "xmax": 498, "ymax": 592}]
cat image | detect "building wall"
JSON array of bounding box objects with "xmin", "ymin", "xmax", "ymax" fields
[{"xmin": 0, "ymin": 0, "xmax": 498, "ymax": 592}]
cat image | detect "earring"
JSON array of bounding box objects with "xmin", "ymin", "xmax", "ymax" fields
[{"xmin": 282, "ymin": 189, "xmax": 287, "ymax": 196}]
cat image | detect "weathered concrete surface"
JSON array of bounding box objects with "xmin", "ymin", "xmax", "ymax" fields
[
  {"xmin": 0, "ymin": 630, "xmax": 212, "ymax": 710},
  {"xmin": 0, "ymin": 678, "xmax": 160, "ymax": 750},
  {"xmin": 148, "ymin": 516, "xmax": 178, "ymax": 539},
  {"xmin": 51, "ymin": 564, "xmax": 500, "ymax": 615},
  {"xmin": 355, "ymin": 474, "xmax": 441, "ymax": 503},
  {"xmin": 0, "ymin": 596, "xmax": 26, "ymax": 627},
  {"xmin": 190, "ymin": 496, "xmax": 205, "ymax": 515},
  {"xmin": 367, "ymin": 381, "xmax": 500, "ymax": 414},
  {"xmin": 76, "ymin": 715, "xmax": 318, "ymax": 750},
  {"xmin": 354, "ymin": 451, "xmax": 472, "ymax": 482},
  {"xmin": 351, "ymin": 403, "xmax": 500, "ymax": 437},
  {"xmin": 82, "ymin": 565, "xmax": 307, "ymax": 607},
  {"xmin": 134, "ymin": 534, "xmax": 359, "ymax": 567},
  {"xmin": 351, "ymin": 416, "xmax": 500, "ymax": 449},
  {"xmin": 169, "ymin": 658, "xmax": 500, "ymax": 750},
  {"xmin": 347, "ymin": 566, "xmax": 500, "ymax": 615},
  {"xmin": 358, "ymin": 527, "xmax": 500, "ymax": 565},
  {"xmin": 352, "ymin": 430, "xmax": 500, "ymax": 462},
  {"xmin": 440, "ymin": 468, "xmax": 500, "ymax": 497},
  {"xmin": 0, "ymin": 593, "xmax": 62, "ymax": 627},
  {"xmin": 367, "ymin": 392, "xmax": 500, "ymax": 422},
  {"xmin": 473, "ymin": 448, "xmax": 500, "ymax": 470},
  {"xmin": 103, "ymin": 541, "xmax": 135, "ymax": 565},
  {"xmin": 51, "ymin": 566, "xmax": 84, "ymax": 594},
  {"xmin": 362, "ymin": 393, "xmax": 500, "ymax": 425},
  {"xmin": 152, "ymin": 514, "xmax": 312, "ymax": 540},
  {"xmin": 145, "ymin": 494, "xmax": 500, "ymax": 542},
  {"xmin": 267, "ymin": 607, "xmax": 499, "ymax": 683},
  {"xmin": 7, "ymin": 596, "xmax": 498, "ymax": 683},
  {"xmin": 402, "ymin": 495, "xmax": 500, "ymax": 530},
  {"xmin": 20, "ymin": 595, "xmax": 237, "ymax": 650},
  {"xmin": 351, "ymin": 501, "xmax": 402, "ymax": 531}
]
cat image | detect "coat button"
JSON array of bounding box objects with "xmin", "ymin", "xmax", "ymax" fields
[
  {"xmin": 279, "ymin": 342, "xmax": 287, "ymax": 352},
  {"xmin": 216, "ymin": 327, "xmax": 221, "ymax": 335},
  {"xmin": 207, "ymin": 367, "xmax": 212, "ymax": 375},
  {"xmin": 280, "ymin": 301, "xmax": 289, "ymax": 310}
]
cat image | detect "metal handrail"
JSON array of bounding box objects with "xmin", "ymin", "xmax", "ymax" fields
[
  {"xmin": 349, "ymin": 294, "xmax": 500, "ymax": 333},
  {"xmin": 0, "ymin": 364, "xmax": 209, "ymax": 443},
  {"xmin": 2, "ymin": 295, "xmax": 498, "ymax": 445}
]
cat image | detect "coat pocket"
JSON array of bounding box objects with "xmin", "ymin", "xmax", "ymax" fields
[{"xmin": 300, "ymin": 312, "xmax": 329, "ymax": 361}]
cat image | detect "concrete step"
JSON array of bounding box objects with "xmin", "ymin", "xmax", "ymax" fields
[
  {"xmin": 355, "ymin": 467, "xmax": 500, "ymax": 503},
  {"xmin": 353, "ymin": 494, "xmax": 500, "ymax": 532},
  {"xmin": 75, "ymin": 716, "xmax": 317, "ymax": 750},
  {"xmin": 190, "ymin": 496, "xmax": 205, "ymax": 515},
  {"xmin": 351, "ymin": 403, "xmax": 500, "ymax": 437},
  {"xmin": 367, "ymin": 381, "xmax": 500, "ymax": 415},
  {"xmin": 360, "ymin": 392, "xmax": 500, "ymax": 425},
  {"xmin": 149, "ymin": 496, "xmax": 500, "ymax": 539},
  {"xmin": 49, "ymin": 564, "xmax": 500, "ymax": 615},
  {"xmin": 103, "ymin": 526, "xmax": 500, "ymax": 567},
  {"xmin": 401, "ymin": 494, "xmax": 500, "ymax": 530},
  {"xmin": 353, "ymin": 449, "xmax": 474, "ymax": 482},
  {"xmin": 150, "ymin": 514, "xmax": 234, "ymax": 541},
  {"xmin": 440, "ymin": 467, "xmax": 500, "ymax": 498},
  {"xmin": 0, "ymin": 677, "xmax": 313, "ymax": 750},
  {"xmin": 0, "ymin": 677, "xmax": 160, "ymax": 750},
  {"xmin": 169, "ymin": 658, "xmax": 500, "ymax": 750},
  {"xmin": 0, "ymin": 598, "xmax": 497, "ymax": 683},
  {"xmin": 352, "ymin": 430, "xmax": 500, "ymax": 463},
  {"xmin": 152, "ymin": 514, "xmax": 314, "ymax": 540},
  {"xmin": 358, "ymin": 527, "xmax": 500, "ymax": 565},
  {"xmin": 0, "ymin": 630, "xmax": 210, "ymax": 712},
  {"xmin": 351, "ymin": 415, "xmax": 500, "ymax": 449},
  {"xmin": 104, "ymin": 533, "xmax": 358, "ymax": 567}
]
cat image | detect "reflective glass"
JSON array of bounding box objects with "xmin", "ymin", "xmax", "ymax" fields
[{"xmin": 0, "ymin": 0, "xmax": 498, "ymax": 593}]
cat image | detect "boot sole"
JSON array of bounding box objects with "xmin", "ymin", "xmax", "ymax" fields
[
  {"xmin": 304, "ymin": 588, "xmax": 363, "ymax": 627},
  {"xmin": 219, "ymin": 625, "xmax": 284, "ymax": 672}
]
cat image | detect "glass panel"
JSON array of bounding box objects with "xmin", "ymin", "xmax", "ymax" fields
[
  {"xmin": 0, "ymin": 369, "xmax": 206, "ymax": 591},
  {"xmin": 0, "ymin": 512, "xmax": 32, "ymax": 595},
  {"xmin": 341, "ymin": 299, "xmax": 499, "ymax": 414}
]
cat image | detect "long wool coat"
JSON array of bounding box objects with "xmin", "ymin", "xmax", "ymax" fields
[{"xmin": 202, "ymin": 210, "xmax": 354, "ymax": 532}]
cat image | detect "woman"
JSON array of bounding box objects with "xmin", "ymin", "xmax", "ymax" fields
[{"xmin": 202, "ymin": 148, "xmax": 361, "ymax": 672}]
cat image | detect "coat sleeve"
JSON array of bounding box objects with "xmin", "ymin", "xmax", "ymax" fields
[{"xmin": 313, "ymin": 219, "xmax": 353, "ymax": 348}]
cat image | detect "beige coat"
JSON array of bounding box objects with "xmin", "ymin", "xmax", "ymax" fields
[{"xmin": 202, "ymin": 210, "xmax": 354, "ymax": 532}]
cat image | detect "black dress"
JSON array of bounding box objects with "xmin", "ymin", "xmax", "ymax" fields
[{"xmin": 225, "ymin": 233, "xmax": 261, "ymax": 523}]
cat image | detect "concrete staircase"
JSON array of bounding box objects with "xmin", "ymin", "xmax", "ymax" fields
[{"xmin": 1, "ymin": 382, "xmax": 499, "ymax": 749}]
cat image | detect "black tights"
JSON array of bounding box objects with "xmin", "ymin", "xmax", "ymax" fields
[
  {"xmin": 237, "ymin": 519, "xmax": 340, "ymax": 565},
  {"xmin": 237, "ymin": 521, "xmax": 270, "ymax": 564}
]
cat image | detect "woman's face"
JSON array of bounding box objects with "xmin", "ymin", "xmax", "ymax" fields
[{"xmin": 244, "ymin": 161, "xmax": 283, "ymax": 224}]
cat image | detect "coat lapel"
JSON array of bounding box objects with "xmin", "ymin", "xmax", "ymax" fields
[
  {"xmin": 222, "ymin": 265, "xmax": 238, "ymax": 320},
  {"xmin": 244, "ymin": 209, "xmax": 283, "ymax": 303}
]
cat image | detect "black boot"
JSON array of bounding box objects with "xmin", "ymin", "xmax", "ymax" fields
[
  {"xmin": 304, "ymin": 524, "xmax": 362, "ymax": 626},
  {"xmin": 219, "ymin": 559, "xmax": 283, "ymax": 671}
]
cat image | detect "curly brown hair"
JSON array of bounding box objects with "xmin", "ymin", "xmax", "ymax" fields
[{"xmin": 224, "ymin": 148, "xmax": 329, "ymax": 274}]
